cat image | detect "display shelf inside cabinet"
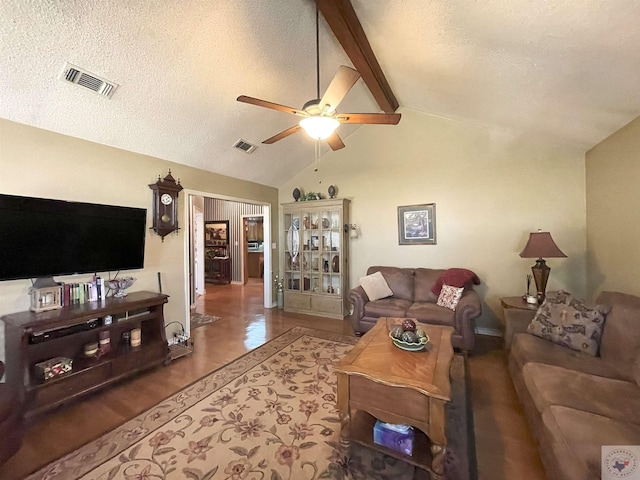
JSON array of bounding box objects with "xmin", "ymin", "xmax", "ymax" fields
[
  {"xmin": 281, "ymin": 198, "xmax": 350, "ymax": 319},
  {"xmin": 1, "ymin": 291, "xmax": 170, "ymax": 419}
]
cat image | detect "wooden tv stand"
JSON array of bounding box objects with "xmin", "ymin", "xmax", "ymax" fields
[{"xmin": 1, "ymin": 291, "xmax": 170, "ymax": 419}]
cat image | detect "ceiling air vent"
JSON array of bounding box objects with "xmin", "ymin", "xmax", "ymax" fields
[
  {"xmin": 59, "ymin": 63, "xmax": 118, "ymax": 98},
  {"xmin": 233, "ymin": 139, "xmax": 257, "ymax": 154}
]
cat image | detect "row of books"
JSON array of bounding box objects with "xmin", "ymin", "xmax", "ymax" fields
[{"xmin": 62, "ymin": 277, "xmax": 106, "ymax": 306}]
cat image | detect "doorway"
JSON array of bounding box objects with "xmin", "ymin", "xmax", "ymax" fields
[
  {"xmin": 242, "ymin": 215, "xmax": 265, "ymax": 285},
  {"xmin": 185, "ymin": 191, "xmax": 273, "ymax": 322}
]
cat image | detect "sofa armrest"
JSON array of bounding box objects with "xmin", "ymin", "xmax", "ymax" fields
[
  {"xmin": 348, "ymin": 286, "xmax": 369, "ymax": 333},
  {"xmin": 453, "ymin": 288, "xmax": 482, "ymax": 351},
  {"xmin": 504, "ymin": 308, "xmax": 537, "ymax": 349}
]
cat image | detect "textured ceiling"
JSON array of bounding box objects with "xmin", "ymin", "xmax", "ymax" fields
[{"xmin": 2, "ymin": 1, "xmax": 640, "ymax": 187}]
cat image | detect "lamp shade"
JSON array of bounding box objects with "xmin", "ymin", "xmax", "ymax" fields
[
  {"xmin": 299, "ymin": 116, "xmax": 339, "ymax": 140},
  {"xmin": 519, "ymin": 231, "xmax": 566, "ymax": 259}
]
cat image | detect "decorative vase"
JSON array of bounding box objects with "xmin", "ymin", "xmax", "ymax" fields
[
  {"xmin": 292, "ymin": 188, "xmax": 301, "ymax": 201},
  {"xmin": 277, "ymin": 289, "xmax": 284, "ymax": 309},
  {"xmin": 328, "ymin": 185, "xmax": 336, "ymax": 198}
]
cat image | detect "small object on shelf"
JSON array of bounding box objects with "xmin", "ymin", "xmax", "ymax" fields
[
  {"xmin": 327, "ymin": 286, "xmax": 334, "ymax": 294},
  {"xmin": 83, "ymin": 342, "xmax": 99, "ymax": 358},
  {"xmin": 29, "ymin": 285, "xmax": 63, "ymax": 313},
  {"xmin": 526, "ymin": 295, "xmax": 538, "ymax": 305},
  {"xmin": 98, "ymin": 331, "xmax": 110, "ymax": 356},
  {"xmin": 106, "ymin": 277, "xmax": 136, "ymax": 298},
  {"xmin": 328, "ymin": 185, "xmax": 336, "ymax": 198},
  {"xmin": 332, "ymin": 255, "xmax": 339, "ymax": 273},
  {"xmin": 35, "ymin": 357, "xmax": 73, "ymax": 381},
  {"xmin": 121, "ymin": 331, "xmax": 131, "ymax": 347},
  {"xmin": 293, "ymin": 188, "xmax": 301, "ymax": 201},
  {"xmin": 373, "ymin": 420, "xmax": 414, "ymax": 456},
  {"xmin": 103, "ymin": 315, "xmax": 113, "ymax": 326},
  {"xmin": 130, "ymin": 328, "xmax": 141, "ymax": 347}
]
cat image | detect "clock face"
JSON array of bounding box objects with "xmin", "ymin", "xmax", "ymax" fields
[{"xmin": 161, "ymin": 193, "xmax": 173, "ymax": 205}]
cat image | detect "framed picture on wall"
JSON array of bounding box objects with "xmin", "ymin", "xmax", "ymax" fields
[
  {"xmin": 397, "ymin": 203, "xmax": 436, "ymax": 245},
  {"xmin": 205, "ymin": 220, "xmax": 229, "ymax": 246}
]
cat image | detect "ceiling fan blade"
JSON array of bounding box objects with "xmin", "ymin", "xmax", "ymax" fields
[
  {"xmin": 262, "ymin": 125, "xmax": 301, "ymax": 144},
  {"xmin": 319, "ymin": 66, "xmax": 361, "ymax": 113},
  {"xmin": 336, "ymin": 112, "xmax": 401, "ymax": 125},
  {"xmin": 237, "ymin": 95, "xmax": 306, "ymax": 117},
  {"xmin": 326, "ymin": 132, "xmax": 345, "ymax": 151}
]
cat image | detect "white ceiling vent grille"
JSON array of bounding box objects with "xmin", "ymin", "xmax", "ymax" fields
[
  {"xmin": 233, "ymin": 139, "xmax": 257, "ymax": 154},
  {"xmin": 59, "ymin": 63, "xmax": 118, "ymax": 98}
]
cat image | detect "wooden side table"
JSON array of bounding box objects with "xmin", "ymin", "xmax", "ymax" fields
[{"xmin": 500, "ymin": 296, "xmax": 539, "ymax": 349}]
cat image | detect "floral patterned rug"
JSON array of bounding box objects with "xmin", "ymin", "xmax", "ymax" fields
[{"xmin": 28, "ymin": 327, "xmax": 475, "ymax": 480}]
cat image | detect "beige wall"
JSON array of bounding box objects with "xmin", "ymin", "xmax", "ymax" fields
[
  {"xmin": 279, "ymin": 108, "xmax": 587, "ymax": 331},
  {"xmin": 0, "ymin": 119, "xmax": 278, "ymax": 359},
  {"xmin": 586, "ymin": 116, "xmax": 640, "ymax": 298}
]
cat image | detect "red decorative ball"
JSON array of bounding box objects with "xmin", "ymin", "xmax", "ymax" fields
[{"xmin": 401, "ymin": 319, "xmax": 416, "ymax": 332}]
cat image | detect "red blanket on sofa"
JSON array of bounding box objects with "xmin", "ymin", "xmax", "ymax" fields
[{"xmin": 431, "ymin": 268, "xmax": 481, "ymax": 295}]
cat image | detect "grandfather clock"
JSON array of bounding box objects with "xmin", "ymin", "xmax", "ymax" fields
[{"xmin": 149, "ymin": 170, "xmax": 183, "ymax": 241}]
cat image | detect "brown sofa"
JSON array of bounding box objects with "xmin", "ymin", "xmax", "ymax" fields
[
  {"xmin": 348, "ymin": 266, "xmax": 482, "ymax": 352},
  {"xmin": 507, "ymin": 291, "xmax": 640, "ymax": 480}
]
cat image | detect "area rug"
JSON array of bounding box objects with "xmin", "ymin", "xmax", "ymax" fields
[
  {"xmin": 190, "ymin": 312, "xmax": 221, "ymax": 330},
  {"xmin": 28, "ymin": 327, "xmax": 476, "ymax": 480}
]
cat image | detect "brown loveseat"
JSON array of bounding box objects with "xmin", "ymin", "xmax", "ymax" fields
[
  {"xmin": 507, "ymin": 291, "xmax": 640, "ymax": 480},
  {"xmin": 348, "ymin": 266, "xmax": 482, "ymax": 352}
]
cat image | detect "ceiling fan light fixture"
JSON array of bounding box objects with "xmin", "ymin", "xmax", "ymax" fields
[{"xmin": 299, "ymin": 116, "xmax": 340, "ymax": 140}]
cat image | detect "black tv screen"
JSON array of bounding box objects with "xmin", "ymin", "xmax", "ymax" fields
[{"xmin": 0, "ymin": 194, "xmax": 147, "ymax": 281}]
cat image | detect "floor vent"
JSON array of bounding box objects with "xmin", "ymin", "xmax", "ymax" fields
[
  {"xmin": 59, "ymin": 63, "xmax": 118, "ymax": 98},
  {"xmin": 233, "ymin": 139, "xmax": 257, "ymax": 154}
]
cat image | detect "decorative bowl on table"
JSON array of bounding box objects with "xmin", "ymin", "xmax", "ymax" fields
[
  {"xmin": 388, "ymin": 331, "xmax": 430, "ymax": 351},
  {"xmin": 388, "ymin": 318, "xmax": 430, "ymax": 351},
  {"xmin": 106, "ymin": 277, "xmax": 136, "ymax": 298}
]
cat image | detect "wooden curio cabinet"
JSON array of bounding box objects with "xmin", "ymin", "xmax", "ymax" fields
[{"xmin": 281, "ymin": 198, "xmax": 350, "ymax": 319}]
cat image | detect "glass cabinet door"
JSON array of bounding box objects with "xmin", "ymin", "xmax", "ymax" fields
[
  {"xmin": 284, "ymin": 213, "xmax": 301, "ymax": 291},
  {"xmin": 320, "ymin": 207, "xmax": 341, "ymax": 296}
]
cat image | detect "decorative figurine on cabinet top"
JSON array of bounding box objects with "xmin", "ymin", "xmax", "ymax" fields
[
  {"xmin": 149, "ymin": 170, "xmax": 183, "ymax": 241},
  {"xmin": 328, "ymin": 185, "xmax": 336, "ymax": 198}
]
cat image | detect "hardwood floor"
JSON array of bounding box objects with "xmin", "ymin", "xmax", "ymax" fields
[{"xmin": 1, "ymin": 279, "xmax": 546, "ymax": 480}]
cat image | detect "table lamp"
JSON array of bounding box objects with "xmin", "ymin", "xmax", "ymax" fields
[{"xmin": 519, "ymin": 230, "xmax": 566, "ymax": 303}]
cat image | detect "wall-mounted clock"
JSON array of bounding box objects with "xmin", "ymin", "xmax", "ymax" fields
[{"xmin": 149, "ymin": 170, "xmax": 183, "ymax": 240}]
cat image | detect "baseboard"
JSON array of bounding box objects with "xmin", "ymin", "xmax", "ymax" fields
[{"xmin": 475, "ymin": 327, "xmax": 503, "ymax": 337}]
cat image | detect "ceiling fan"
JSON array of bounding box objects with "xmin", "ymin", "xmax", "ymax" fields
[{"xmin": 236, "ymin": 10, "xmax": 401, "ymax": 151}]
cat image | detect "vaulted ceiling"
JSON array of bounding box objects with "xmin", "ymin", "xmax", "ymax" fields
[{"xmin": 2, "ymin": 1, "xmax": 640, "ymax": 187}]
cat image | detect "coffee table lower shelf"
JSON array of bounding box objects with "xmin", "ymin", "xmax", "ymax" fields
[{"xmin": 349, "ymin": 410, "xmax": 433, "ymax": 472}]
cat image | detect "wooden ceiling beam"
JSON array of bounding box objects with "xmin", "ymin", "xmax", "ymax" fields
[{"xmin": 316, "ymin": 0, "xmax": 399, "ymax": 113}]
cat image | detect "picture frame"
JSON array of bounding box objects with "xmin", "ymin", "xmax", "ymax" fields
[
  {"xmin": 397, "ymin": 203, "xmax": 436, "ymax": 245},
  {"xmin": 205, "ymin": 220, "xmax": 229, "ymax": 246}
]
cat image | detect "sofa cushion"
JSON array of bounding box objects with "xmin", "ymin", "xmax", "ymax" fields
[
  {"xmin": 364, "ymin": 298, "xmax": 412, "ymax": 319},
  {"xmin": 367, "ymin": 266, "xmax": 415, "ymax": 302},
  {"xmin": 597, "ymin": 291, "xmax": 640, "ymax": 381},
  {"xmin": 413, "ymin": 268, "xmax": 443, "ymax": 302},
  {"xmin": 510, "ymin": 333, "xmax": 625, "ymax": 380},
  {"xmin": 540, "ymin": 406, "xmax": 640, "ymax": 480},
  {"xmin": 522, "ymin": 362, "xmax": 640, "ymax": 425},
  {"xmin": 406, "ymin": 303, "xmax": 455, "ymax": 326},
  {"xmin": 526, "ymin": 290, "xmax": 609, "ymax": 356},
  {"xmin": 359, "ymin": 271, "xmax": 393, "ymax": 301},
  {"xmin": 437, "ymin": 284, "xmax": 464, "ymax": 310}
]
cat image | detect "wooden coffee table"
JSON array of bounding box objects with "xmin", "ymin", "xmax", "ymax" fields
[{"xmin": 335, "ymin": 317, "xmax": 454, "ymax": 480}]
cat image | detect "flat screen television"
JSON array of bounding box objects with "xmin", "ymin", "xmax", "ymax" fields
[{"xmin": 0, "ymin": 194, "xmax": 147, "ymax": 282}]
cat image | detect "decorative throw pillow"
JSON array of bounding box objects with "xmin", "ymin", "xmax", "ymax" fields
[
  {"xmin": 437, "ymin": 284, "xmax": 464, "ymax": 310},
  {"xmin": 527, "ymin": 290, "xmax": 610, "ymax": 356},
  {"xmin": 359, "ymin": 271, "xmax": 393, "ymax": 301}
]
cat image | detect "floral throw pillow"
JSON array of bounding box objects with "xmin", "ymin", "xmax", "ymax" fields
[
  {"xmin": 527, "ymin": 290, "xmax": 611, "ymax": 356},
  {"xmin": 437, "ymin": 284, "xmax": 464, "ymax": 310}
]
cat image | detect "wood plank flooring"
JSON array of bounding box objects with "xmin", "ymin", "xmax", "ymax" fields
[{"xmin": 0, "ymin": 280, "xmax": 546, "ymax": 480}]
